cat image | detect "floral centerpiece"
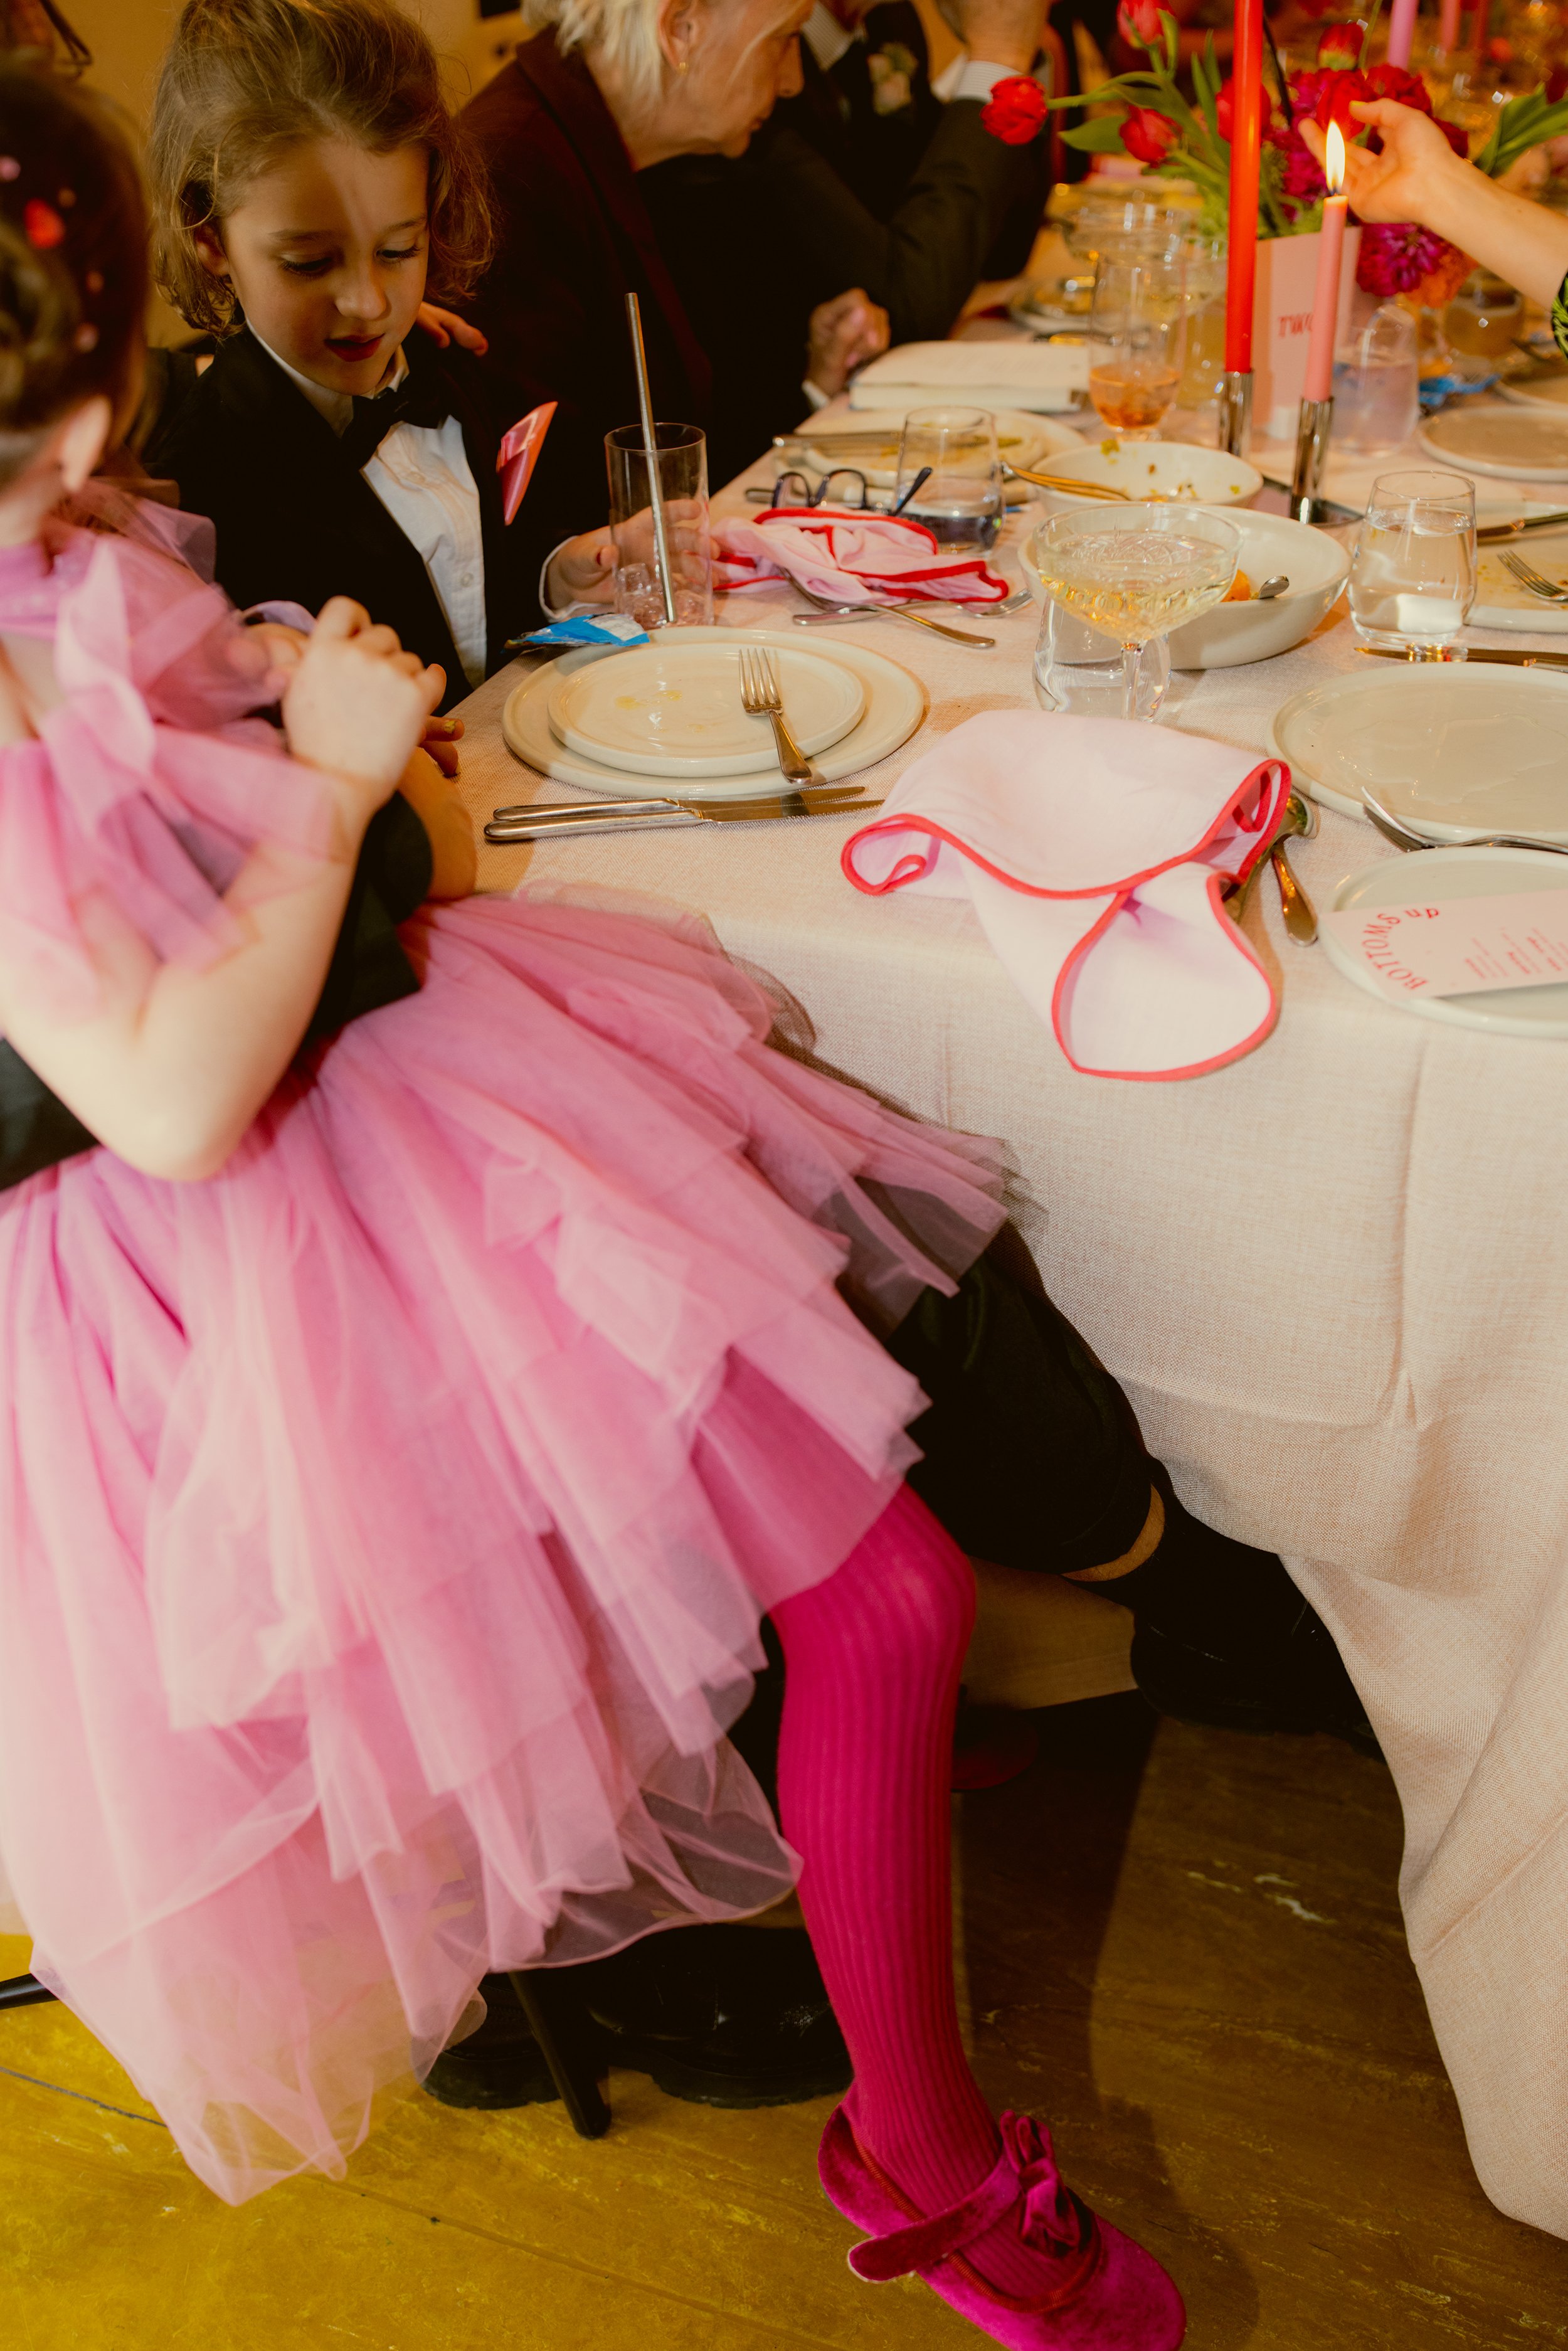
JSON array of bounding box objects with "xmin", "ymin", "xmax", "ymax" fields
[{"xmin": 1054, "ymin": 1, "xmax": 1568, "ymax": 304}]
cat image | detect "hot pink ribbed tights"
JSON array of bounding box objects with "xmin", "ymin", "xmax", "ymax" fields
[{"xmin": 770, "ymin": 1483, "xmax": 1049, "ymax": 2301}]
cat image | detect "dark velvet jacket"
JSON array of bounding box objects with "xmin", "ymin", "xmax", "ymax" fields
[
  {"xmin": 460, "ymin": 33, "xmax": 712, "ymax": 548},
  {"xmin": 146, "ymin": 328, "xmax": 550, "ymax": 713}
]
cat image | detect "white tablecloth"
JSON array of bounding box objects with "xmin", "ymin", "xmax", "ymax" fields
[{"xmin": 453, "ymin": 424, "xmax": 1568, "ymax": 2242}]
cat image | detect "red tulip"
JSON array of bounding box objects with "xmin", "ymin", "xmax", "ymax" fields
[
  {"xmin": 1315, "ymin": 24, "xmax": 1364, "ymax": 68},
  {"xmin": 1123, "ymin": 105, "xmax": 1178, "ymax": 163},
  {"xmin": 1116, "ymin": 0, "xmax": 1165, "ymax": 48},
  {"xmin": 1216, "ymin": 77, "xmax": 1234, "ymax": 140}
]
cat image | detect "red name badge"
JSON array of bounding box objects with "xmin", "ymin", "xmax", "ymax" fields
[{"xmin": 497, "ymin": 401, "xmax": 556, "ymax": 524}]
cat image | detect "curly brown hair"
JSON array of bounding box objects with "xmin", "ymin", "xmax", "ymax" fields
[
  {"xmin": 0, "ymin": 60, "xmax": 147, "ymax": 486},
  {"xmin": 149, "ymin": 0, "xmax": 492, "ymax": 336}
]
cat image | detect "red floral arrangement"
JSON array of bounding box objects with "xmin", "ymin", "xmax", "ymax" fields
[
  {"xmin": 1051, "ymin": 6, "xmax": 1568, "ymax": 303},
  {"xmin": 980, "ymin": 75, "xmax": 1049, "ymax": 146}
]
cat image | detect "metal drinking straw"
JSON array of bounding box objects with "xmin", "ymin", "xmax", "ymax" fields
[{"xmin": 625, "ymin": 291, "xmax": 677, "ymax": 627}]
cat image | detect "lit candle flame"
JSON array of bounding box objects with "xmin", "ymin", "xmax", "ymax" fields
[{"xmin": 1325, "ymin": 120, "xmax": 1346, "ymax": 195}]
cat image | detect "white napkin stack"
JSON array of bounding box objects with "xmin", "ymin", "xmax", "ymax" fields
[{"xmin": 849, "ymin": 341, "xmax": 1092, "ymax": 415}]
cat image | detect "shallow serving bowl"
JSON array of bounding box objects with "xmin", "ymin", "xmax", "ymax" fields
[
  {"xmin": 1023, "ymin": 507, "xmax": 1349, "ymax": 669},
  {"xmin": 1041, "ymin": 438, "xmax": 1264, "ymax": 508}
]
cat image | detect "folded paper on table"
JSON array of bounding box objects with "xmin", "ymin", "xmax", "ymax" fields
[
  {"xmin": 497, "ymin": 401, "xmax": 556, "ymax": 524},
  {"xmin": 1322, "ymin": 888, "xmax": 1568, "ymax": 1003},
  {"xmin": 714, "ymin": 508, "xmax": 1009, "ymax": 606},
  {"xmin": 849, "ymin": 341, "xmax": 1091, "ymax": 415},
  {"xmin": 842, "ymin": 711, "xmax": 1289, "ymax": 1081}
]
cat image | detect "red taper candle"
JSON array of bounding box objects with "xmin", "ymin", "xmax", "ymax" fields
[{"xmin": 1224, "ymin": 0, "xmax": 1264, "ymax": 373}]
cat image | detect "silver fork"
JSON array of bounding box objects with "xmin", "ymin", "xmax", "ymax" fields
[
  {"xmin": 1500, "ymin": 549, "xmax": 1568, "ymax": 603},
  {"xmin": 738, "ymin": 645, "xmax": 820, "ymax": 784}
]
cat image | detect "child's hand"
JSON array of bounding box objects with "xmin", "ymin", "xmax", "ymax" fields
[
  {"xmin": 545, "ymin": 501, "xmax": 707, "ymax": 612},
  {"xmin": 283, "ymin": 599, "xmax": 444, "ymax": 806},
  {"xmin": 421, "ymin": 711, "xmax": 464, "ymax": 779},
  {"xmin": 415, "ymin": 303, "xmax": 489, "ymax": 356}
]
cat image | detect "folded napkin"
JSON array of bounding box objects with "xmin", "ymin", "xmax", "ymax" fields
[
  {"xmin": 842, "ymin": 712, "xmax": 1290, "ymax": 1081},
  {"xmin": 850, "ymin": 341, "xmax": 1091, "ymax": 415},
  {"xmin": 714, "ymin": 508, "xmax": 1009, "ymax": 605}
]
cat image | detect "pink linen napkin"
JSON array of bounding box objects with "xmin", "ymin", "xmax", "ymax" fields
[
  {"xmin": 713, "ymin": 507, "xmax": 1009, "ymax": 606},
  {"xmin": 842, "ymin": 711, "xmax": 1290, "ymax": 1081}
]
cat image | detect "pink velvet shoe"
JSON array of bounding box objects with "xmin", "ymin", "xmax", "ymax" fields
[{"xmin": 818, "ymin": 2103, "xmax": 1185, "ymax": 2350}]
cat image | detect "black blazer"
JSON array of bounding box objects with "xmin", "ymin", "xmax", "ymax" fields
[{"xmin": 147, "ymin": 329, "xmax": 549, "ymax": 713}]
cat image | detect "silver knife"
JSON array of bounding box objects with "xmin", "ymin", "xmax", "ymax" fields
[
  {"xmin": 485, "ymin": 792, "xmax": 880, "ymax": 843},
  {"xmin": 1476, "ymin": 512, "xmax": 1568, "ymax": 542},
  {"xmin": 492, "ymin": 785, "xmax": 867, "ymax": 823},
  {"xmin": 1362, "ymin": 646, "xmax": 1568, "ymax": 669}
]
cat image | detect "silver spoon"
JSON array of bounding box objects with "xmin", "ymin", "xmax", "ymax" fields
[
  {"xmin": 1256, "ymin": 575, "xmax": 1290, "ymax": 600},
  {"xmin": 1361, "ymin": 788, "xmax": 1568, "ymax": 858}
]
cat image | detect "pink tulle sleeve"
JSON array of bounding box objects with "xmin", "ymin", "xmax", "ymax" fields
[{"xmin": 0, "ymin": 533, "xmax": 338, "ymax": 1022}]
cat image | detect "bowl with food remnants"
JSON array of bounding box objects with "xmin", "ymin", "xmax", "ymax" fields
[
  {"xmin": 1042, "ymin": 438, "xmax": 1263, "ymax": 508},
  {"xmin": 1023, "ymin": 507, "xmax": 1350, "ymax": 669}
]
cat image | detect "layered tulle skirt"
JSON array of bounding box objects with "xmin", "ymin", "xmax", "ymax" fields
[{"xmin": 0, "ymin": 889, "xmax": 1002, "ymax": 2201}]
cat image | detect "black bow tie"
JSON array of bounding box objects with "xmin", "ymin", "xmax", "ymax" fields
[{"xmin": 339, "ymin": 374, "xmax": 451, "ymax": 470}]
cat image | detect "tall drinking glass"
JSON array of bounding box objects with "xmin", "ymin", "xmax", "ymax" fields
[
  {"xmin": 1032, "ymin": 506, "xmax": 1239, "ymax": 722},
  {"xmin": 605, "ymin": 422, "xmax": 712, "ymax": 628},
  {"xmin": 1088, "ymin": 253, "xmax": 1187, "ymax": 438},
  {"xmin": 893, "ymin": 407, "xmax": 1002, "ymax": 553},
  {"xmin": 1348, "ymin": 469, "xmax": 1476, "ymax": 655}
]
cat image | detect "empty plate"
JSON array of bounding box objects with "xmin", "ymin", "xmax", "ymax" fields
[
  {"xmin": 1472, "ymin": 500, "xmax": 1568, "ymax": 631},
  {"xmin": 1419, "ymin": 405, "xmax": 1568, "ymax": 480},
  {"xmin": 1269, "ymin": 664, "xmax": 1568, "ymax": 837},
  {"xmin": 1325, "ymin": 846, "xmax": 1568, "ymax": 1036},
  {"xmin": 548, "ymin": 639, "xmax": 864, "ymax": 780}
]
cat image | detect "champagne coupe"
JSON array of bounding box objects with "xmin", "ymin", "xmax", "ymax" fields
[
  {"xmin": 893, "ymin": 406, "xmax": 1003, "ymax": 553},
  {"xmin": 1034, "ymin": 506, "xmax": 1239, "ymax": 722},
  {"xmin": 1088, "ymin": 252, "xmax": 1187, "ymax": 439}
]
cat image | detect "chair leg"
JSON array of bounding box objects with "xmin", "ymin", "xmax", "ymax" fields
[
  {"xmin": 0, "ymin": 1973, "xmax": 56, "ymax": 2009},
  {"xmin": 508, "ymin": 1969, "xmax": 611, "ymax": 2140}
]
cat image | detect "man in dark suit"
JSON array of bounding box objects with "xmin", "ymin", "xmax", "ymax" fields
[{"xmin": 761, "ymin": 0, "xmax": 1054, "ymax": 340}]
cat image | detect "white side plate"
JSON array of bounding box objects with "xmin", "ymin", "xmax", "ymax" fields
[
  {"xmin": 1324, "ymin": 846, "xmax": 1568, "ymax": 1036},
  {"xmin": 1269, "ymin": 664, "xmax": 1568, "ymax": 837},
  {"xmin": 548, "ymin": 640, "xmax": 864, "ymax": 779},
  {"xmin": 1419, "ymin": 405, "xmax": 1568, "ymax": 480},
  {"xmin": 504, "ymin": 626, "xmax": 927, "ymax": 801}
]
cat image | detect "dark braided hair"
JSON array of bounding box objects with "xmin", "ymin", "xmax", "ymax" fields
[{"xmin": 0, "ymin": 60, "xmax": 147, "ymax": 485}]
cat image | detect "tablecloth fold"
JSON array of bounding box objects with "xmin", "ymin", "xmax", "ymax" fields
[{"xmin": 842, "ymin": 711, "xmax": 1290, "ymax": 1080}]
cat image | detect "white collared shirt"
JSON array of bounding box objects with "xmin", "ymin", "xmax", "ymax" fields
[
  {"xmin": 253, "ymin": 332, "xmax": 489, "ymax": 690},
  {"xmin": 802, "ymin": 3, "xmax": 1016, "ymax": 103}
]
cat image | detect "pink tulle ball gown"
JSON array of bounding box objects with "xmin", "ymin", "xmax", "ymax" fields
[{"xmin": 0, "ymin": 517, "xmax": 1004, "ymax": 2202}]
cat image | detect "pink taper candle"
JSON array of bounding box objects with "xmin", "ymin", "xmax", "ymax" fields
[
  {"xmin": 1386, "ymin": 0, "xmax": 1418, "ymax": 67},
  {"xmin": 1303, "ymin": 124, "xmax": 1348, "ymax": 402},
  {"xmin": 1438, "ymin": 0, "xmax": 1462, "ymax": 50}
]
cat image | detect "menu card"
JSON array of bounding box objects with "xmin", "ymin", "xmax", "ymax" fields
[{"xmin": 1322, "ymin": 888, "xmax": 1568, "ymax": 1003}]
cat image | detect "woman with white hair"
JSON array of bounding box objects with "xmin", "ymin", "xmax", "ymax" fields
[{"xmin": 459, "ymin": 0, "xmax": 889, "ymax": 509}]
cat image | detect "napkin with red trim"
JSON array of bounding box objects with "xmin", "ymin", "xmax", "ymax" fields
[
  {"xmin": 713, "ymin": 507, "xmax": 1009, "ymax": 606},
  {"xmin": 842, "ymin": 711, "xmax": 1290, "ymax": 1081}
]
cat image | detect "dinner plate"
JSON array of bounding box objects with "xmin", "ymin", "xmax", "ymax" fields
[
  {"xmin": 1418, "ymin": 404, "xmax": 1568, "ymax": 479},
  {"xmin": 1269, "ymin": 664, "xmax": 1568, "ymax": 837},
  {"xmin": 504, "ymin": 626, "xmax": 927, "ymax": 800},
  {"xmin": 1472, "ymin": 499, "xmax": 1568, "ymax": 632},
  {"xmin": 783, "ymin": 408, "xmax": 1082, "ymax": 489},
  {"xmin": 1324, "ymin": 846, "xmax": 1568, "ymax": 1036},
  {"xmin": 548, "ymin": 639, "xmax": 864, "ymax": 779},
  {"xmin": 1041, "ymin": 438, "xmax": 1264, "ymax": 507}
]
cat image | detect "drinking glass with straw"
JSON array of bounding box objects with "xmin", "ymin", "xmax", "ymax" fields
[{"xmin": 606, "ymin": 294, "xmax": 713, "ymax": 629}]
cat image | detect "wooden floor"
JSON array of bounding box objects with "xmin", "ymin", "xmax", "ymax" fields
[{"xmin": 3, "ymin": 1697, "xmax": 1565, "ymax": 2349}]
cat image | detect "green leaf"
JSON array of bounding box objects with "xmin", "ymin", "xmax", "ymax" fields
[{"xmin": 1061, "ymin": 117, "xmax": 1140, "ymax": 151}]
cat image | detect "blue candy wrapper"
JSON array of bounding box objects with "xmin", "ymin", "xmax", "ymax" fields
[{"xmin": 508, "ymin": 613, "xmax": 650, "ymax": 650}]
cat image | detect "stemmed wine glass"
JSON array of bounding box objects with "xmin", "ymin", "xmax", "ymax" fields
[
  {"xmin": 1088, "ymin": 253, "xmax": 1187, "ymax": 440},
  {"xmin": 1032, "ymin": 506, "xmax": 1239, "ymax": 722}
]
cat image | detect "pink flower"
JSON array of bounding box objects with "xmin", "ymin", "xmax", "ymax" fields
[
  {"xmin": 1122, "ymin": 104, "xmax": 1179, "ymax": 163},
  {"xmin": 1116, "ymin": 0, "xmax": 1164, "ymax": 47},
  {"xmin": 1364, "ymin": 60, "xmax": 1433, "ymax": 112},
  {"xmin": 1356, "ymin": 220, "xmax": 1446, "ymax": 296},
  {"xmin": 1280, "ymin": 138, "xmax": 1327, "ymax": 201}
]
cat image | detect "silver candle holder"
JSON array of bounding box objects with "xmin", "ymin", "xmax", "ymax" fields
[
  {"xmin": 1290, "ymin": 396, "xmax": 1333, "ymax": 523},
  {"xmin": 1216, "ymin": 369, "xmax": 1254, "ymax": 459}
]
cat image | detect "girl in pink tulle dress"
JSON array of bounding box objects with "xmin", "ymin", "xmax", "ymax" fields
[{"xmin": 0, "ymin": 52, "xmax": 1183, "ymax": 2351}]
